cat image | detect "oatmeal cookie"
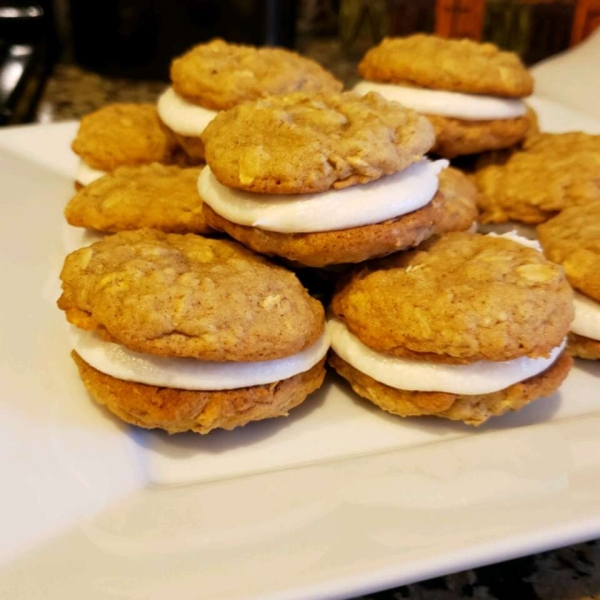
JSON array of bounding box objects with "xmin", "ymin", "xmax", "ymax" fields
[
  {"xmin": 537, "ymin": 201, "xmax": 600, "ymax": 301},
  {"xmin": 58, "ymin": 230, "xmax": 324, "ymax": 361},
  {"xmin": 567, "ymin": 333, "xmax": 600, "ymax": 360},
  {"xmin": 432, "ymin": 167, "xmax": 479, "ymax": 234},
  {"xmin": 71, "ymin": 103, "xmax": 179, "ymax": 171},
  {"xmin": 330, "ymin": 351, "xmax": 572, "ymax": 426},
  {"xmin": 332, "ymin": 232, "xmax": 573, "ymax": 362},
  {"xmin": 202, "ymin": 91, "xmax": 434, "ymax": 194},
  {"xmin": 171, "ymin": 133, "xmax": 205, "ymax": 164},
  {"xmin": 428, "ymin": 113, "xmax": 530, "ymax": 158},
  {"xmin": 473, "ymin": 132, "xmax": 600, "ymax": 224},
  {"xmin": 525, "ymin": 105, "xmax": 540, "ymax": 137},
  {"xmin": 73, "ymin": 351, "xmax": 326, "ymax": 434},
  {"xmin": 358, "ymin": 35, "xmax": 533, "ymax": 97},
  {"xmin": 171, "ymin": 39, "xmax": 343, "ymax": 111},
  {"xmin": 65, "ymin": 164, "xmax": 210, "ymax": 234},
  {"xmin": 203, "ymin": 167, "xmax": 476, "ymax": 267}
]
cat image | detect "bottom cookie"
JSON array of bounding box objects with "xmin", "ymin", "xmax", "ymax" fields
[
  {"xmin": 427, "ymin": 113, "xmax": 530, "ymax": 158},
  {"xmin": 203, "ymin": 168, "xmax": 476, "ymax": 267},
  {"xmin": 72, "ymin": 351, "xmax": 326, "ymax": 434},
  {"xmin": 567, "ymin": 332, "xmax": 600, "ymax": 360},
  {"xmin": 173, "ymin": 132, "xmax": 205, "ymax": 164},
  {"xmin": 329, "ymin": 351, "xmax": 572, "ymax": 426}
]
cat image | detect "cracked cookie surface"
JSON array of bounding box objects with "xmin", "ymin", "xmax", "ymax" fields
[
  {"xmin": 58, "ymin": 229, "xmax": 324, "ymax": 361},
  {"xmin": 72, "ymin": 103, "xmax": 179, "ymax": 171},
  {"xmin": 201, "ymin": 91, "xmax": 434, "ymax": 194},
  {"xmin": 473, "ymin": 132, "xmax": 600, "ymax": 224},
  {"xmin": 332, "ymin": 232, "xmax": 573, "ymax": 362},
  {"xmin": 171, "ymin": 38, "xmax": 343, "ymax": 111},
  {"xmin": 537, "ymin": 201, "xmax": 600, "ymax": 301},
  {"xmin": 358, "ymin": 34, "xmax": 533, "ymax": 97},
  {"xmin": 65, "ymin": 164, "xmax": 210, "ymax": 234}
]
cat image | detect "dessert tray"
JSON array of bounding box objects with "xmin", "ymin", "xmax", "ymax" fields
[{"xmin": 1, "ymin": 96, "xmax": 599, "ymax": 600}]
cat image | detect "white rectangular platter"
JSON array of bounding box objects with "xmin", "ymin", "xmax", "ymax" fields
[{"xmin": 0, "ymin": 96, "xmax": 599, "ymax": 600}]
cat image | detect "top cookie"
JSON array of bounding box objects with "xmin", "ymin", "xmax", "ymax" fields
[
  {"xmin": 58, "ymin": 229, "xmax": 324, "ymax": 362},
  {"xmin": 65, "ymin": 164, "xmax": 210, "ymax": 234},
  {"xmin": 537, "ymin": 201, "xmax": 600, "ymax": 302},
  {"xmin": 171, "ymin": 38, "xmax": 343, "ymax": 111},
  {"xmin": 202, "ymin": 91, "xmax": 435, "ymax": 194},
  {"xmin": 72, "ymin": 104, "xmax": 179, "ymax": 171},
  {"xmin": 358, "ymin": 34, "xmax": 533, "ymax": 98},
  {"xmin": 332, "ymin": 232, "xmax": 572, "ymax": 363},
  {"xmin": 473, "ymin": 132, "xmax": 600, "ymax": 224}
]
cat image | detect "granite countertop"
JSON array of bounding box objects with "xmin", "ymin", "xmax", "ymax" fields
[
  {"xmin": 34, "ymin": 39, "xmax": 357, "ymax": 122},
  {"xmin": 32, "ymin": 38, "xmax": 600, "ymax": 600}
]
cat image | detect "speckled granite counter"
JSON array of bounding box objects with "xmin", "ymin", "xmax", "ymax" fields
[
  {"xmin": 34, "ymin": 39, "xmax": 357, "ymax": 122},
  {"xmin": 33, "ymin": 40, "xmax": 600, "ymax": 600},
  {"xmin": 35, "ymin": 64, "xmax": 166, "ymax": 123}
]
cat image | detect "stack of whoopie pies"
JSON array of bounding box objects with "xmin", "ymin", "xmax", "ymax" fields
[{"xmin": 59, "ymin": 34, "xmax": 582, "ymax": 434}]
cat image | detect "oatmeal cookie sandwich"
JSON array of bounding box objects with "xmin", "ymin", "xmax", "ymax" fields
[
  {"xmin": 329, "ymin": 231, "xmax": 573, "ymax": 426},
  {"xmin": 72, "ymin": 103, "xmax": 180, "ymax": 189},
  {"xmin": 354, "ymin": 34, "xmax": 534, "ymax": 158},
  {"xmin": 538, "ymin": 201, "xmax": 600, "ymax": 360},
  {"xmin": 157, "ymin": 38, "xmax": 343, "ymax": 163},
  {"xmin": 57, "ymin": 229, "xmax": 328, "ymax": 434},
  {"xmin": 199, "ymin": 91, "xmax": 478, "ymax": 268}
]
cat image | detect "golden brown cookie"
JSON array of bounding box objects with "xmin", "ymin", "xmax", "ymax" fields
[
  {"xmin": 73, "ymin": 351, "xmax": 326, "ymax": 434},
  {"xmin": 332, "ymin": 232, "xmax": 573, "ymax": 362},
  {"xmin": 428, "ymin": 113, "xmax": 530, "ymax": 158},
  {"xmin": 171, "ymin": 39, "xmax": 343, "ymax": 111},
  {"xmin": 358, "ymin": 35, "xmax": 533, "ymax": 98},
  {"xmin": 329, "ymin": 351, "xmax": 571, "ymax": 426},
  {"xmin": 432, "ymin": 167, "xmax": 479, "ymax": 234},
  {"xmin": 65, "ymin": 164, "xmax": 210, "ymax": 234},
  {"xmin": 525, "ymin": 105, "xmax": 540, "ymax": 138},
  {"xmin": 65, "ymin": 163, "xmax": 210, "ymax": 233},
  {"xmin": 202, "ymin": 91, "xmax": 434, "ymax": 194},
  {"xmin": 473, "ymin": 133, "xmax": 600, "ymax": 224},
  {"xmin": 71, "ymin": 103, "xmax": 179, "ymax": 171},
  {"xmin": 537, "ymin": 201, "xmax": 600, "ymax": 301},
  {"xmin": 202, "ymin": 167, "xmax": 476, "ymax": 267},
  {"xmin": 171, "ymin": 133, "xmax": 205, "ymax": 164},
  {"xmin": 567, "ymin": 333, "xmax": 600, "ymax": 360},
  {"xmin": 58, "ymin": 230, "xmax": 324, "ymax": 361}
]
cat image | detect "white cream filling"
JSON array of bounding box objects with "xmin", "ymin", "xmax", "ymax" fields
[
  {"xmin": 157, "ymin": 87, "xmax": 218, "ymax": 137},
  {"xmin": 485, "ymin": 230, "xmax": 542, "ymax": 251},
  {"xmin": 572, "ymin": 292, "xmax": 600, "ymax": 341},
  {"xmin": 328, "ymin": 318, "xmax": 564, "ymax": 395},
  {"xmin": 70, "ymin": 326, "xmax": 330, "ymax": 391},
  {"xmin": 198, "ymin": 159, "xmax": 448, "ymax": 234},
  {"xmin": 354, "ymin": 81, "xmax": 527, "ymax": 121},
  {"xmin": 76, "ymin": 159, "xmax": 107, "ymax": 186},
  {"xmin": 477, "ymin": 222, "xmax": 537, "ymax": 240}
]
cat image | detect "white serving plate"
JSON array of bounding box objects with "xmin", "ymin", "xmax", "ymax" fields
[{"xmin": 0, "ymin": 99, "xmax": 599, "ymax": 600}]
